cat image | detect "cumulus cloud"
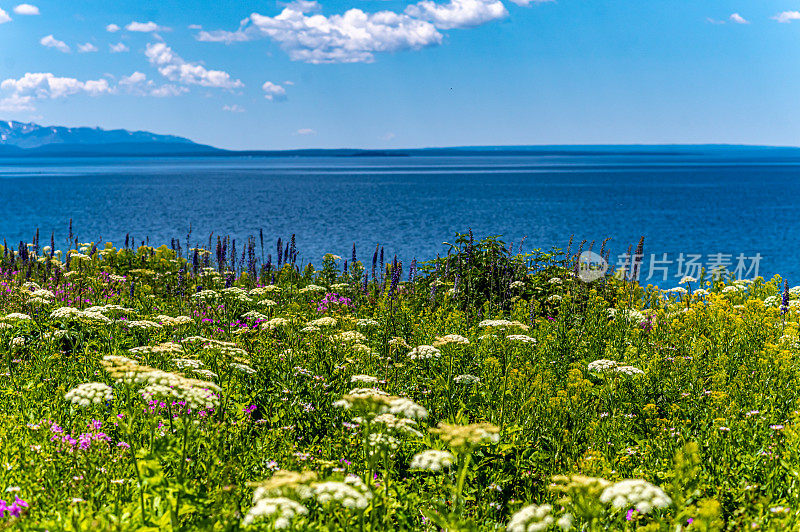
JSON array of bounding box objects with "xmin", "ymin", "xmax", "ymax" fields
[
  {"xmin": 773, "ymin": 11, "xmax": 800, "ymax": 23},
  {"xmin": 118, "ymin": 71, "xmax": 188, "ymax": 97},
  {"xmin": 13, "ymin": 4, "xmax": 38, "ymax": 15},
  {"xmin": 405, "ymin": 0, "xmax": 507, "ymax": 29},
  {"xmin": 197, "ymin": 1, "xmax": 443, "ymax": 63},
  {"xmin": 126, "ymin": 21, "xmax": 168, "ymax": 32},
  {"xmin": 295, "ymin": 128, "xmax": 316, "ymax": 135},
  {"xmin": 145, "ymin": 42, "xmax": 243, "ymax": 89},
  {"xmin": 110, "ymin": 42, "xmax": 129, "ymax": 53},
  {"xmin": 196, "ymin": 0, "xmax": 518, "ymax": 63},
  {"xmin": 0, "ymin": 8, "xmax": 10, "ymax": 24},
  {"xmin": 188, "ymin": 24, "xmax": 202, "ymax": 30},
  {"xmin": 106, "ymin": 23, "xmax": 120, "ymax": 32},
  {"xmin": 77, "ymin": 42, "xmax": 98, "ymax": 53},
  {"xmin": 222, "ymin": 104, "xmax": 245, "ymax": 112},
  {"xmin": 262, "ymin": 81, "xmax": 287, "ymax": 100},
  {"xmin": 40, "ymin": 35, "xmax": 70, "ymax": 53},
  {"xmin": 729, "ymin": 13, "xmax": 748, "ymax": 24},
  {"xmin": 0, "ymin": 72, "xmax": 112, "ymax": 111}
]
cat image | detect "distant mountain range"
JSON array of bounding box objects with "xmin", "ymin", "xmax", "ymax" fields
[
  {"xmin": 0, "ymin": 120, "xmax": 222, "ymax": 156},
  {"xmin": 3, "ymin": 120, "xmax": 800, "ymax": 159}
]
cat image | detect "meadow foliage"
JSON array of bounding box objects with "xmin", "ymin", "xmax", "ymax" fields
[{"xmin": 0, "ymin": 231, "xmax": 797, "ymax": 530}]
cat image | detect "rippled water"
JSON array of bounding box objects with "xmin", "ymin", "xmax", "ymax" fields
[{"xmin": 1, "ymin": 153, "xmax": 799, "ymax": 286}]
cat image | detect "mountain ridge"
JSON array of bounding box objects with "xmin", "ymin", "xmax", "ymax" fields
[{"xmin": 3, "ymin": 120, "xmax": 800, "ymax": 158}]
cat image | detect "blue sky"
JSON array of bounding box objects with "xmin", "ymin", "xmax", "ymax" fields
[{"xmin": 0, "ymin": 0, "xmax": 798, "ymax": 149}]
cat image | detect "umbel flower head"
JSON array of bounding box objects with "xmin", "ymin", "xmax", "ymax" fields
[
  {"xmin": 241, "ymin": 496, "xmax": 308, "ymax": 528},
  {"xmin": 409, "ymin": 449, "xmax": 455, "ymax": 472},
  {"xmin": 334, "ymin": 389, "xmax": 427, "ymax": 420},
  {"xmin": 506, "ymin": 504, "xmax": 554, "ymax": 532},
  {"xmin": 65, "ymin": 382, "xmax": 113, "ymax": 407},
  {"xmin": 407, "ymin": 345, "xmax": 441, "ymax": 360},
  {"xmin": 250, "ymin": 470, "xmax": 318, "ymax": 499},
  {"xmin": 101, "ymin": 355, "xmax": 220, "ymax": 410},
  {"xmin": 311, "ymin": 477, "xmax": 372, "ymax": 510},
  {"xmin": 430, "ymin": 422, "xmax": 500, "ymax": 453},
  {"xmin": 599, "ymin": 479, "xmax": 672, "ymax": 514}
]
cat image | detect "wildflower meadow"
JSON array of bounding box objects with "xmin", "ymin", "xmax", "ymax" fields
[{"xmin": 0, "ymin": 229, "xmax": 798, "ymax": 531}]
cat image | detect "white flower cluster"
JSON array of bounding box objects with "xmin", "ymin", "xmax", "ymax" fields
[
  {"xmin": 331, "ymin": 330, "xmax": 366, "ymax": 344},
  {"xmin": 409, "ymin": 449, "xmax": 455, "ymax": 471},
  {"xmin": 510, "ymin": 280, "xmax": 525, "ymax": 289},
  {"xmin": 2, "ymin": 312, "xmax": 31, "ymax": 321},
  {"xmin": 129, "ymin": 343, "xmax": 183, "ymax": 356},
  {"xmin": 192, "ymin": 289, "xmax": 220, "ymax": 301},
  {"xmin": 435, "ymin": 334, "xmax": 470, "ymax": 345},
  {"xmin": 241, "ymin": 496, "xmax": 308, "ymax": 528},
  {"xmin": 372, "ymin": 413, "xmax": 423, "ymax": 438},
  {"xmin": 172, "ymin": 358, "xmax": 204, "ymax": 369},
  {"xmin": 665, "ymin": 287, "xmax": 687, "ymax": 295},
  {"xmin": 65, "ymin": 382, "xmax": 113, "ymax": 407},
  {"xmin": 356, "ymin": 319, "xmax": 380, "ymax": 327},
  {"xmin": 101, "ymin": 355, "xmax": 220, "ymax": 410},
  {"xmin": 249, "ymin": 285, "xmax": 281, "ymax": 296},
  {"xmin": 615, "ymin": 365, "xmax": 645, "ymax": 376},
  {"xmin": 312, "ymin": 477, "xmax": 371, "ymax": 510},
  {"xmin": 122, "ymin": 320, "xmax": 161, "ymax": 330},
  {"xmin": 407, "ymin": 345, "xmax": 441, "ymax": 360},
  {"xmin": 298, "ymin": 284, "xmax": 326, "ymax": 294},
  {"xmin": 350, "ymin": 374, "xmax": 379, "ymax": 384},
  {"xmin": 506, "ymin": 334, "xmax": 536, "ymax": 343},
  {"xmin": 9, "ymin": 336, "xmax": 25, "ymax": 348},
  {"xmin": 221, "ymin": 287, "xmax": 253, "ymax": 303},
  {"xmin": 351, "ymin": 344, "xmax": 375, "ymax": 356},
  {"xmin": 241, "ymin": 311, "xmax": 268, "ymax": 322},
  {"xmin": 153, "ymin": 315, "xmax": 194, "ymax": 326},
  {"xmin": 587, "ymin": 359, "xmax": 619, "ymax": 373},
  {"xmin": 478, "ymin": 319, "xmax": 529, "ymax": 330},
  {"xmin": 307, "ymin": 317, "xmax": 337, "ymax": 327},
  {"xmin": 230, "ymin": 362, "xmax": 257, "ymax": 375},
  {"xmin": 608, "ymin": 309, "xmax": 645, "ymax": 323},
  {"xmin": 506, "ymin": 504, "xmax": 554, "ymax": 532},
  {"xmin": 454, "ymin": 374, "xmax": 481, "ymax": 385},
  {"xmin": 262, "ymin": 317, "xmax": 290, "ymax": 330},
  {"xmin": 599, "ymin": 479, "xmax": 672, "ymax": 514}
]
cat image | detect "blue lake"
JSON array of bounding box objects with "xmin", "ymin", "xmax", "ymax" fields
[{"xmin": 1, "ymin": 153, "xmax": 798, "ymax": 287}]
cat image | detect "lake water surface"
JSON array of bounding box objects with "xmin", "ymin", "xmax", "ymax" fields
[{"xmin": 1, "ymin": 153, "xmax": 798, "ymax": 286}]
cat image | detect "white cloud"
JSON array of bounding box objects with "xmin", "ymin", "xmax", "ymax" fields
[
  {"xmin": 774, "ymin": 11, "xmax": 800, "ymax": 23},
  {"xmin": 0, "ymin": 8, "xmax": 10, "ymax": 24},
  {"xmin": 145, "ymin": 42, "xmax": 243, "ymax": 89},
  {"xmin": 188, "ymin": 24, "xmax": 202, "ymax": 30},
  {"xmin": 405, "ymin": 0, "xmax": 507, "ymax": 29},
  {"xmin": 110, "ymin": 42, "xmax": 129, "ymax": 53},
  {"xmin": 149, "ymin": 84, "xmax": 188, "ymax": 97},
  {"xmin": 40, "ymin": 35, "xmax": 70, "ymax": 53},
  {"xmin": 118, "ymin": 71, "xmax": 188, "ymax": 97},
  {"xmin": 223, "ymin": 104, "xmax": 245, "ymax": 112},
  {"xmin": 262, "ymin": 81, "xmax": 287, "ymax": 100},
  {"xmin": 0, "ymin": 94, "xmax": 31, "ymax": 112},
  {"xmin": 295, "ymin": 128, "xmax": 316, "ymax": 135},
  {"xmin": 13, "ymin": 4, "xmax": 39, "ymax": 15},
  {"xmin": 0, "ymin": 72, "xmax": 112, "ymax": 111},
  {"xmin": 126, "ymin": 21, "xmax": 167, "ymax": 32},
  {"xmin": 106, "ymin": 23, "xmax": 120, "ymax": 32},
  {"xmin": 119, "ymin": 71, "xmax": 147, "ymax": 86},
  {"xmin": 198, "ymin": 2, "xmax": 443, "ymax": 63},
  {"xmin": 506, "ymin": 0, "xmax": 551, "ymax": 6},
  {"xmin": 729, "ymin": 13, "xmax": 748, "ymax": 24},
  {"xmin": 77, "ymin": 42, "xmax": 98, "ymax": 53}
]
